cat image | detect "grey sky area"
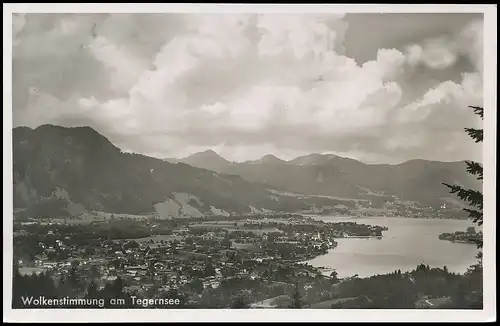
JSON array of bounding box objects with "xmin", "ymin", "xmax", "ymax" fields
[{"xmin": 12, "ymin": 13, "xmax": 483, "ymax": 163}]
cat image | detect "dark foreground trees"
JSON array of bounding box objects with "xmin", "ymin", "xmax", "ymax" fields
[
  {"xmin": 290, "ymin": 280, "xmax": 302, "ymax": 308},
  {"xmin": 443, "ymin": 105, "xmax": 484, "ymax": 309},
  {"xmin": 443, "ymin": 106, "xmax": 484, "ymax": 247},
  {"xmin": 230, "ymin": 292, "xmax": 250, "ymax": 309}
]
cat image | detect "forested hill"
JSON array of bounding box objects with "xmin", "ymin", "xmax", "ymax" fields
[{"xmin": 12, "ymin": 125, "xmax": 310, "ymax": 217}]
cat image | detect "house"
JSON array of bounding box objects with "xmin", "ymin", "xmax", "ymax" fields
[
  {"xmin": 142, "ymin": 283, "xmax": 155, "ymax": 290},
  {"xmin": 126, "ymin": 270, "xmax": 138, "ymax": 276},
  {"xmin": 124, "ymin": 285, "xmax": 142, "ymax": 293},
  {"xmin": 203, "ymin": 280, "xmax": 220, "ymax": 289},
  {"xmin": 102, "ymin": 275, "xmax": 118, "ymax": 282},
  {"xmin": 312, "ymin": 230, "xmax": 321, "ymax": 241}
]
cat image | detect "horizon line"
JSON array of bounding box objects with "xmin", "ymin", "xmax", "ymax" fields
[{"xmin": 162, "ymin": 149, "xmax": 474, "ymax": 166}]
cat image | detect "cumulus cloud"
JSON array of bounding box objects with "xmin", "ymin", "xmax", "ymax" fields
[
  {"xmin": 12, "ymin": 14, "xmax": 484, "ymax": 164},
  {"xmin": 397, "ymin": 72, "xmax": 483, "ymax": 123},
  {"xmin": 404, "ymin": 19, "xmax": 483, "ymax": 74},
  {"xmin": 88, "ymin": 35, "xmax": 149, "ymax": 92},
  {"xmin": 404, "ymin": 37, "xmax": 458, "ymax": 70},
  {"xmin": 457, "ymin": 20, "xmax": 484, "ymax": 75}
]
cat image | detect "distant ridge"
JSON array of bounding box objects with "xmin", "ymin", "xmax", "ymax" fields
[
  {"xmin": 177, "ymin": 150, "xmax": 232, "ymax": 173},
  {"xmin": 175, "ymin": 151, "xmax": 479, "ymax": 206},
  {"xmin": 246, "ymin": 154, "xmax": 287, "ymax": 165}
]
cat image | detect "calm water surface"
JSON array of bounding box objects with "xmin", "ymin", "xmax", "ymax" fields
[{"xmin": 306, "ymin": 216, "xmax": 479, "ymax": 278}]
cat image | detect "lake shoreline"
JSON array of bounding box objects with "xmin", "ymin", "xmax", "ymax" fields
[
  {"xmin": 305, "ymin": 216, "xmax": 478, "ymax": 279},
  {"xmin": 302, "ymin": 213, "xmax": 470, "ymax": 222}
]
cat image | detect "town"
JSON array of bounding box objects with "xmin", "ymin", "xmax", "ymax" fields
[
  {"xmin": 306, "ymin": 198, "xmax": 469, "ymax": 220},
  {"xmin": 13, "ymin": 213, "xmax": 392, "ymax": 308},
  {"xmin": 12, "ymin": 212, "xmax": 481, "ymax": 310}
]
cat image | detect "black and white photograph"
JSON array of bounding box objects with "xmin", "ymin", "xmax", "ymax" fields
[{"xmin": 3, "ymin": 3, "xmax": 496, "ymax": 323}]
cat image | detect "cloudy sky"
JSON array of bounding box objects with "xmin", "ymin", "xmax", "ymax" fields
[{"xmin": 12, "ymin": 12, "xmax": 484, "ymax": 164}]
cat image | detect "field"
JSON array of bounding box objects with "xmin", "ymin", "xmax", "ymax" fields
[
  {"xmin": 190, "ymin": 222, "xmax": 283, "ymax": 235},
  {"xmin": 120, "ymin": 235, "xmax": 184, "ymax": 247}
]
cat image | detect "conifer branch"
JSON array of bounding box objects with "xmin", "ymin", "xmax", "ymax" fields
[
  {"xmin": 468, "ymin": 106, "xmax": 484, "ymax": 120},
  {"xmin": 464, "ymin": 128, "xmax": 483, "ymax": 143},
  {"xmin": 465, "ymin": 161, "xmax": 483, "ymax": 181}
]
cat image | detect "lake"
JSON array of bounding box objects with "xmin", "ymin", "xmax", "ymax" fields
[{"xmin": 306, "ymin": 216, "xmax": 479, "ymax": 278}]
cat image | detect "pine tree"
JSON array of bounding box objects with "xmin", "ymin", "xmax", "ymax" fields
[
  {"xmin": 443, "ymin": 106, "xmax": 483, "ymax": 249},
  {"xmin": 329, "ymin": 270, "xmax": 339, "ymax": 283},
  {"xmin": 204, "ymin": 259, "xmax": 216, "ymax": 277},
  {"xmin": 12, "ymin": 262, "xmax": 23, "ymax": 308},
  {"xmin": 67, "ymin": 266, "xmax": 83, "ymax": 296},
  {"xmin": 231, "ymin": 293, "xmax": 249, "ymax": 309},
  {"xmin": 444, "ymin": 106, "xmax": 484, "ymax": 309},
  {"xmin": 290, "ymin": 280, "xmax": 302, "ymax": 308},
  {"xmin": 112, "ymin": 276, "xmax": 125, "ymax": 296},
  {"xmin": 86, "ymin": 279, "xmax": 100, "ymax": 300}
]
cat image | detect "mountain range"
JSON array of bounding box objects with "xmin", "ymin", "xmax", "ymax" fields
[
  {"xmin": 12, "ymin": 125, "xmax": 479, "ymax": 219},
  {"xmin": 168, "ymin": 149, "xmax": 480, "ymax": 207}
]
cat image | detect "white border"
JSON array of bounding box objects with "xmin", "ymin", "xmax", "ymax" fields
[{"xmin": 3, "ymin": 3, "xmax": 497, "ymax": 323}]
